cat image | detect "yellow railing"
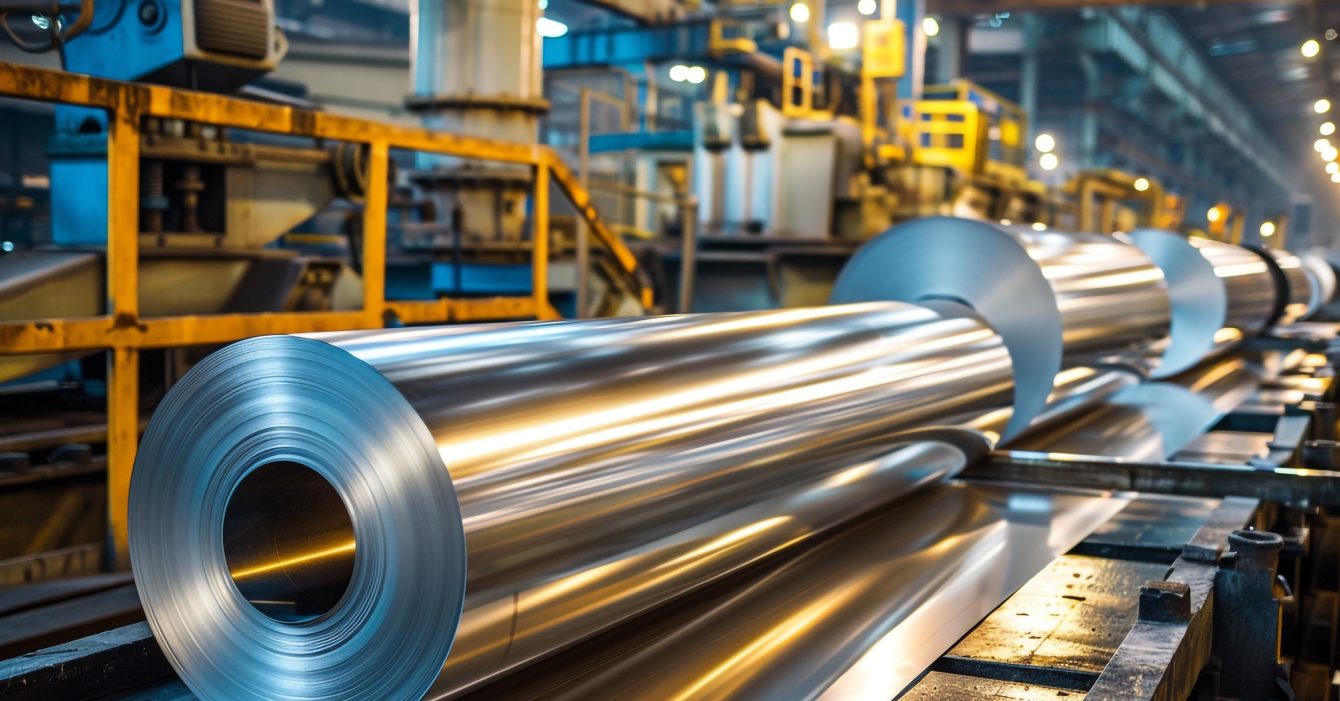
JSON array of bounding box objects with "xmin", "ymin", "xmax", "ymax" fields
[
  {"xmin": 0, "ymin": 62, "xmax": 651, "ymax": 567},
  {"xmin": 910, "ymin": 99, "xmax": 983, "ymax": 173}
]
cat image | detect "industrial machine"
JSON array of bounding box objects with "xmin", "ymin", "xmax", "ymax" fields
[{"xmin": 3, "ymin": 0, "xmax": 1340, "ymax": 698}]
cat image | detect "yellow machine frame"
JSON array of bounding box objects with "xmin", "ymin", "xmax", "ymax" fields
[{"xmin": 0, "ymin": 63, "xmax": 650, "ymax": 567}]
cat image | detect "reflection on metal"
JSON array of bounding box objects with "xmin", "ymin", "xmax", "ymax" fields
[
  {"xmin": 831, "ymin": 216, "xmax": 1171, "ymax": 438},
  {"xmin": 1128, "ymin": 230, "xmax": 1276, "ymax": 376},
  {"xmin": 458, "ymin": 484, "xmax": 1127, "ymax": 701},
  {"xmin": 1253, "ymin": 247, "xmax": 1313, "ymax": 327},
  {"xmin": 965, "ymin": 451, "xmax": 1340, "ymax": 509},
  {"xmin": 0, "ymin": 61, "xmax": 649, "ymax": 565},
  {"xmin": 130, "ymin": 303, "xmax": 1016, "ymax": 700}
]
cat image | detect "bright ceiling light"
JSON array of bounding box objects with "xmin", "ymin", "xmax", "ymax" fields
[
  {"xmin": 828, "ymin": 21, "xmax": 859, "ymax": 50},
  {"xmin": 1327, "ymin": 147, "xmax": 1340, "ymax": 162},
  {"xmin": 857, "ymin": 0, "xmax": 876, "ymax": 15},
  {"xmin": 536, "ymin": 16, "xmax": 567, "ymax": 37},
  {"xmin": 1031, "ymin": 222, "xmax": 1047, "ymax": 231},
  {"xmin": 922, "ymin": 17, "xmax": 940, "ymax": 37},
  {"xmin": 1317, "ymin": 138, "xmax": 1330, "ymax": 152},
  {"xmin": 1317, "ymin": 98, "xmax": 1333, "ymax": 114},
  {"xmin": 1207, "ymin": 206, "xmax": 1222, "ymax": 223},
  {"xmin": 1302, "ymin": 39, "xmax": 1321, "ymax": 58},
  {"xmin": 1332, "ymin": 172, "xmax": 1340, "ymax": 183},
  {"xmin": 1328, "ymin": 162, "xmax": 1340, "ymax": 175},
  {"xmin": 1034, "ymin": 132, "xmax": 1056, "ymax": 153},
  {"xmin": 789, "ymin": 2, "xmax": 810, "ymax": 23},
  {"xmin": 1133, "ymin": 177, "xmax": 1150, "ymax": 192},
  {"xmin": 1039, "ymin": 152, "xmax": 1059, "ymax": 171},
  {"xmin": 1324, "ymin": 122, "xmax": 1337, "ymax": 137},
  {"xmin": 1327, "ymin": 29, "xmax": 1338, "ymax": 41},
  {"xmin": 669, "ymin": 64, "xmax": 689, "ymax": 82},
  {"xmin": 1260, "ymin": 221, "xmax": 1276, "ymax": 237},
  {"xmin": 686, "ymin": 65, "xmax": 707, "ymax": 84}
]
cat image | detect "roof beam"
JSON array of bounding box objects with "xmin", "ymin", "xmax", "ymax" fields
[{"xmin": 930, "ymin": 0, "xmax": 1300, "ymax": 14}]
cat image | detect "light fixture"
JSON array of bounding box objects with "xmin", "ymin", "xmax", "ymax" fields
[
  {"xmin": 828, "ymin": 21, "xmax": 859, "ymax": 50},
  {"xmin": 669, "ymin": 64, "xmax": 689, "ymax": 82},
  {"xmin": 1034, "ymin": 132, "xmax": 1056, "ymax": 153},
  {"xmin": 686, "ymin": 65, "xmax": 707, "ymax": 84},
  {"xmin": 1302, "ymin": 39, "xmax": 1321, "ymax": 58},
  {"xmin": 1133, "ymin": 177, "xmax": 1150, "ymax": 192},
  {"xmin": 1206, "ymin": 206, "xmax": 1223, "ymax": 223},
  {"xmin": 1317, "ymin": 138, "xmax": 1331, "ymax": 152},
  {"xmin": 1328, "ymin": 162, "xmax": 1339, "ymax": 175},
  {"xmin": 922, "ymin": 16, "xmax": 940, "ymax": 37},
  {"xmin": 1260, "ymin": 221, "xmax": 1276, "ymax": 238},
  {"xmin": 1327, "ymin": 147, "xmax": 1340, "ymax": 162},
  {"xmin": 857, "ymin": 0, "xmax": 876, "ymax": 15},
  {"xmin": 1317, "ymin": 98, "xmax": 1333, "ymax": 114},
  {"xmin": 1332, "ymin": 172, "xmax": 1340, "ymax": 183},
  {"xmin": 1039, "ymin": 153, "xmax": 1059, "ymax": 171},
  {"xmin": 1328, "ymin": 28, "xmax": 1338, "ymax": 41},
  {"xmin": 789, "ymin": 2, "xmax": 810, "ymax": 23},
  {"xmin": 536, "ymin": 16, "xmax": 567, "ymax": 37},
  {"xmin": 1324, "ymin": 122, "xmax": 1337, "ymax": 137},
  {"xmin": 1031, "ymin": 222, "xmax": 1047, "ymax": 231}
]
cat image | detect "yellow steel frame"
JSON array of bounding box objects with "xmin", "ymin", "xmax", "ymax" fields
[
  {"xmin": 910, "ymin": 99, "xmax": 983, "ymax": 173},
  {"xmin": 0, "ymin": 62, "xmax": 651, "ymax": 567}
]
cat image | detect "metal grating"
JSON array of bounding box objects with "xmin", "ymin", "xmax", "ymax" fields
[{"xmin": 193, "ymin": 0, "xmax": 270, "ymax": 59}]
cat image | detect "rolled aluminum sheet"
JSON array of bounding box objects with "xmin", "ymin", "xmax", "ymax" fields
[
  {"xmin": 1127, "ymin": 230, "xmax": 1277, "ymax": 377},
  {"xmin": 1252, "ymin": 247, "xmax": 1313, "ymax": 326},
  {"xmin": 130, "ymin": 302, "xmax": 1016, "ymax": 701},
  {"xmin": 459, "ymin": 483, "xmax": 1129, "ymax": 701},
  {"xmin": 1301, "ymin": 251, "xmax": 1339, "ymax": 318},
  {"xmin": 1009, "ymin": 356, "xmax": 1260, "ymax": 461},
  {"xmin": 831, "ymin": 216, "xmax": 1171, "ymax": 438}
]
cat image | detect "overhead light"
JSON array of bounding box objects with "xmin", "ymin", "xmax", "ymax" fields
[
  {"xmin": 1260, "ymin": 221, "xmax": 1276, "ymax": 237},
  {"xmin": 686, "ymin": 65, "xmax": 707, "ymax": 84},
  {"xmin": 1302, "ymin": 39, "xmax": 1321, "ymax": 58},
  {"xmin": 1034, "ymin": 132, "xmax": 1056, "ymax": 153},
  {"xmin": 538, "ymin": 0, "xmax": 547, "ymax": 8},
  {"xmin": 1133, "ymin": 177, "xmax": 1150, "ymax": 192},
  {"xmin": 1039, "ymin": 153, "xmax": 1059, "ymax": 171},
  {"xmin": 1324, "ymin": 122, "xmax": 1337, "ymax": 136},
  {"xmin": 669, "ymin": 64, "xmax": 689, "ymax": 82},
  {"xmin": 1317, "ymin": 138, "xmax": 1331, "ymax": 152},
  {"xmin": 1031, "ymin": 222, "xmax": 1047, "ymax": 231},
  {"xmin": 922, "ymin": 16, "xmax": 940, "ymax": 37},
  {"xmin": 1327, "ymin": 147, "xmax": 1340, "ymax": 162},
  {"xmin": 857, "ymin": 0, "xmax": 876, "ymax": 15},
  {"xmin": 789, "ymin": 2, "xmax": 810, "ymax": 23},
  {"xmin": 1317, "ymin": 98, "xmax": 1333, "ymax": 114},
  {"xmin": 828, "ymin": 21, "xmax": 859, "ymax": 50},
  {"xmin": 1207, "ymin": 206, "xmax": 1223, "ymax": 223},
  {"xmin": 1333, "ymin": 172, "xmax": 1340, "ymax": 183},
  {"xmin": 1327, "ymin": 29, "xmax": 1338, "ymax": 41},
  {"xmin": 1328, "ymin": 162, "xmax": 1339, "ymax": 175},
  {"xmin": 536, "ymin": 16, "xmax": 567, "ymax": 37}
]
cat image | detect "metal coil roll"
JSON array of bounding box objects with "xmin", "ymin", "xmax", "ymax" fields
[
  {"xmin": 1301, "ymin": 252, "xmax": 1339, "ymax": 318},
  {"xmin": 830, "ymin": 217, "xmax": 1171, "ymax": 438},
  {"xmin": 1127, "ymin": 230, "xmax": 1277, "ymax": 376},
  {"xmin": 1253, "ymin": 247, "xmax": 1313, "ymax": 326},
  {"xmin": 130, "ymin": 302, "xmax": 1016, "ymax": 700}
]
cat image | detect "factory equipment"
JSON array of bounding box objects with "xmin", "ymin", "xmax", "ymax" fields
[{"xmin": 3, "ymin": 215, "xmax": 1338, "ymax": 700}]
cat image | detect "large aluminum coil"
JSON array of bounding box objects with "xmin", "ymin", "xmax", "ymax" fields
[
  {"xmin": 1301, "ymin": 251, "xmax": 1339, "ymax": 318},
  {"xmin": 459, "ymin": 483, "xmax": 1127, "ymax": 701},
  {"xmin": 130, "ymin": 302, "xmax": 1016, "ymax": 701},
  {"xmin": 1127, "ymin": 230, "xmax": 1277, "ymax": 376},
  {"xmin": 831, "ymin": 217, "xmax": 1171, "ymax": 438},
  {"xmin": 1253, "ymin": 247, "xmax": 1313, "ymax": 326}
]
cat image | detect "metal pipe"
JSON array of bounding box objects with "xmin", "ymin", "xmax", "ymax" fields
[{"xmin": 130, "ymin": 302, "xmax": 1016, "ymax": 700}]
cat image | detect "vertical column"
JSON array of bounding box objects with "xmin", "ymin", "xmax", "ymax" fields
[
  {"xmin": 1020, "ymin": 15, "xmax": 1040, "ymax": 142},
  {"xmin": 361, "ymin": 140, "xmax": 390, "ymax": 324},
  {"xmin": 532, "ymin": 163, "xmax": 551, "ymax": 318},
  {"xmin": 105, "ymin": 104, "xmax": 140, "ymax": 570},
  {"xmin": 891, "ymin": 0, "xmax": 925, "ymax": 100}
]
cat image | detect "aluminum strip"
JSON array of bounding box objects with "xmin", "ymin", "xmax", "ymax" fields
[{"xmin": 129, "ymin": 302, "xmax": 1016, "ymax": 700}]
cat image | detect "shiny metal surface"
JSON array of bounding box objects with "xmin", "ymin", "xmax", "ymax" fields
[
  {"xmin": 461, "ymin": 483, "xmax": 1128, "ymax": 701},
  {"xmin": 1301, "ymin": 252, "xmax": 1338, "ymax": 318},
  {"xmin": 1009, "ymin": 356, "xmax": 1260, "ymax": 461},
  {"xmin": 1128, "ymin": 230, "xmax": 1276, "ymax": 376},
  {"xmin": 1254, "ymin": 247, "xmax": 1313, "ymax": 326},
  {"xmin": 130, "ymin": 302, "xmax": 1016, "ymax": 700},
  {"xmin": 831, "ymin": 217, "xmax": 1170, "ymax": 438}
]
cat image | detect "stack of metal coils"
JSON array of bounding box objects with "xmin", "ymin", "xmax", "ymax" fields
[{"xmin": 128, "ymin": 217, "xmax": 1333, "ymax": 700}]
